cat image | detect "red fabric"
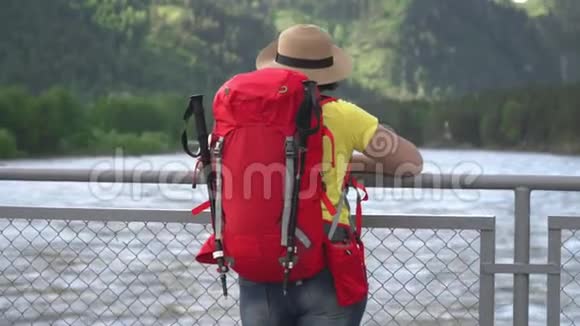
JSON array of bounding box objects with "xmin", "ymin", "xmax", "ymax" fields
[
  {"xmin": 320, "ymin": 95, "xmax": 337, "ymax": 106},
  {"xmin": 355, "ymin": 196, "xmax": 363, "ymax": 235},
  {"xmin": 191, "ymin": 200, "xmax": 211, "ymax": 215},
  {"xmin": 324, "ymin": 238, "xmax": 368, "ymax": 306},
  {"xmin": 196, "ymin": 234, "xmax": 217, "ymax": 264},
  {"xmin": 195, "ymin": 67, "xmax": 326, "ymax": 282},
  {"xmin": 324, "ymin": 168, "xmax": 369, "ymax": 306},
  {"xmin": 350, "ymin": 177, "xmax": 369, "ymax": 201}
]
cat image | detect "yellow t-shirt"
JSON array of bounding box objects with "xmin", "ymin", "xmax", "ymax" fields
[{"xmin": 321, "ymin": 98, "xmax": 379, "ymax": 225}]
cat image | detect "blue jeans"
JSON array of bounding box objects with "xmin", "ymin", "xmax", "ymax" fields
[{"xmin": 238, "ymin": 268, "xmax": 367, "ymax": 326}]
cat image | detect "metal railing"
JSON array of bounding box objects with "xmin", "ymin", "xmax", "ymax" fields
[
  {"xmin": 1, "ymin": 168, "xmax": 580, "ymax": 325},
  {"xmin": 0, "ymin": 206, "xmax": 493, "ymax": 325}
]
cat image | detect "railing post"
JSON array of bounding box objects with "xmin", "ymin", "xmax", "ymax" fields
[
  {"xmin": 480, "ymin": 226, "xmax": 496, "ymax": 326},
  {"xmin": 547, "ymin": 223, "xmax": 561, "ymax": 326},
  {"xmin": 514, "ymin": 187, "xmax": 531, "ymax": 326}
]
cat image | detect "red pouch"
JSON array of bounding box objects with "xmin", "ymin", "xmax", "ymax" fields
[
  {"xmin": 324, "ymin": 175, "xmax": 369, "ymax": 306},
  {"xmin": 324, "ymin": 237, "xmax": 368, "ymax": 306}
]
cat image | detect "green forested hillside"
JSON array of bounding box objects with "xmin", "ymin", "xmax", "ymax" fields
[
  {"xmin": 0, "ymin": 0, "xmax": 277, "ymax": 97},
  {"xmin": 1, "ymin": 0, "xmax": 580, "ymax": 158},
  {"xmin": 2, "ymin": 0, "xmax": 579, "ymax": 98}
]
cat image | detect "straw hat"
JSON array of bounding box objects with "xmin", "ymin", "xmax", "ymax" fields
[{"xmin": 255, "ymin": 24, "xmax": 352, "ymax": 85}]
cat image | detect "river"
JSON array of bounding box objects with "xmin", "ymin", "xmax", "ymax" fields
[{"xmin": 1, "ymin": 148, "xmax": 580, "ymax": 325}]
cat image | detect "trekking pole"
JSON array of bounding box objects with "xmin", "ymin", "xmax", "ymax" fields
[
  {"xmin": 282, "ymin": 81, "xmax": 321, "ymax": 295},
  {"xmin": 185, "ymin": 95, "xmax": 229, "ymax": 297}
]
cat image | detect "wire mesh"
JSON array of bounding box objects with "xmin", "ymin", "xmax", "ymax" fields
[
  {"xmin": 361, "ymin": 228, "xmax": 480, "ymax": 326},
  {"xmin": 560, "ymin": 230, "xmax": 580, "ymax": 325},
  {"xmin": 0, "ymin": 217, "xmax": 482, "ymax": 325}
]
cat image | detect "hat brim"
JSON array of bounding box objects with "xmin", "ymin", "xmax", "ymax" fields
[{"xmin": 255, "ymin": 40, "xmax": 353, "ymax": 85}]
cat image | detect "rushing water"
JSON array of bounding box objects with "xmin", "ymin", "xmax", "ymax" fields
[{"xmin": 1, "ymin": 148, "xmax": 580, "ymax": 325}]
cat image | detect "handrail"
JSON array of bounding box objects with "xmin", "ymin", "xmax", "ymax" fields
[
  {"xmin": 2, "ymin": 167, "xmax": 580, "ymax": 191},
  {"xmin": 3, "ymin": 167, "xmax": 580, "ymax": 325}
]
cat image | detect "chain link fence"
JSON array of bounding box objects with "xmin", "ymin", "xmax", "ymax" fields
[
  {"xmin": 560, "ymin": 230, "xmax": 580, "ymax": 325},
  {"xmin": 0, "ymin": 216, "xmax": 483, "ymax": 325},
  {"xmin": 362, "ymin": 228, "xmax": 480, "ymax": 325}
]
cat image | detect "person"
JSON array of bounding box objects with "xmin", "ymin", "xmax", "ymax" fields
[{"xmin": 235, "ymin": 24, "xmax": 423, "ymax": 326}]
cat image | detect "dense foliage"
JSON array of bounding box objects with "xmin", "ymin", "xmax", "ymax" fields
[
  {"xmin": 0, "ymin": 0, "xmax": 579, "ymax": 158},
  {"xmin": 1, "ymin": 82, "xmax": 579, "ymax": 158},
  {"xmin": 0, "ymin": 86, "xmax": 184, "ymax": 157}
]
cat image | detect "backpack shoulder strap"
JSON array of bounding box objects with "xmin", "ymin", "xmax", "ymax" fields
[{"xmin": 320, "ymin": 95, "xmax": 338, "ymax": 106}]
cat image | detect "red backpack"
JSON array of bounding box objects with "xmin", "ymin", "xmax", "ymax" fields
[{"xmin": 189, "ymin": 67, "xmax": 334, "ymax": 294}]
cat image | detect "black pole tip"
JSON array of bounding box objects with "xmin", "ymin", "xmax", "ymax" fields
[{"xmin": 190, "ymin": 94, "xmax": 204, "ymax": 102}]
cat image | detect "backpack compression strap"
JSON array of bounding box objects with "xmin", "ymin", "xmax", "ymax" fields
[
  {"xmin": 281, "ymin": 137, "xmax": 295, "ymax": 247},
  {"xmin": 281, "ymin": 80, "xmax": 321, "ymax": 295},
  {"xmin": 325, "ymin": 177, "xmax": 368, "ymax": 242},
  {"xmin": 326, "ymin": 187, "xmax": 348, "ymax": 240},
  {"xmin": 324, "ymin": 160, "xmax": 368, "ymax": 241},
  {"xmin": 281, "ymin": 137, "xmax": 313, "ymax": 249},
  {"xmin": 191, "ymin": 137, "xmax": 313, "ymax": 249}
]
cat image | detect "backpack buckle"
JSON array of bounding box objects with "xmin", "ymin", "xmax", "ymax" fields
[
  {"xmin": 213, "ymin": 137, "xmax": 224, "ymax": 157},
  {"xmin": 285, "ymin": 138, "xmax": 295, "ymax": 157}
]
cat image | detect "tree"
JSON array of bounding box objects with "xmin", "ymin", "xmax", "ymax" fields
[
  {"xmin": 500, "ymin": 99, "xmax": 527, "ymax": 146},
  {"xmin": 0, "ymin": 129, "xmax": 19, "ymax": 158},
  {"xmin": 548, "ymin": 0, "xmax": 580, "ymax": 35}
]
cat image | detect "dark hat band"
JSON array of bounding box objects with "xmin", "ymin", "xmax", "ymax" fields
[{"xmin": 275, "ymin": 53, "xmax": 334, "ymax": 69}]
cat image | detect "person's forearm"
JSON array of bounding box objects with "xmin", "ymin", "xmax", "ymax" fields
[
  {"xmin": 350, "ymin": 152, "xmax": 423, "ymax": 176},
  {"xmin": 351, "ymin": 138, "xmax": 423, "ymax": 176},
  {"xmin": 351, "ymin": 124, "xmax": 423, "ymax": 176}
]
